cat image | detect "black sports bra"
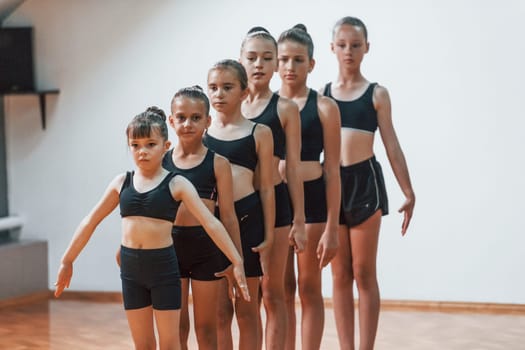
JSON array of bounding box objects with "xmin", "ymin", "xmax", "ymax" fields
[
  {"xmin": 251, "ymin": 94, "xmax": 286, "ymax": 160},
  {"xmin": 203, "ymin": 123, "xmax": 258, "ymax": 171},
  {"xmin": 162, "ymin": 148, "xmax": 218, "ymax": 201},
  {"xmin": 119, "ymin": 171, "xmax": 181, "ymax": 222},
  {"xmin": 323, "ymin": 82, "xmax": 378, "ymax": 133},
  {"xmin": 300, "ymin": 89, "xmax": 324, "ymax": 161}
]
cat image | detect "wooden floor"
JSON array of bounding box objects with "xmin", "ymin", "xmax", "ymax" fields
[{"xmin": 1, "ymin": 297, "xmax": 525, "ymax": 349}]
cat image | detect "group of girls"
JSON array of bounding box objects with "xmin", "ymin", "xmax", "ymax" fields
[{"xmin": 54, "ymin": 15, "xmax": 415, "ymax": 350}]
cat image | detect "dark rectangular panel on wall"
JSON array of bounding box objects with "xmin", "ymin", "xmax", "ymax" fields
[{"xmin": 0, "ymin": 27, "xmax": 35, "ymax": 92}]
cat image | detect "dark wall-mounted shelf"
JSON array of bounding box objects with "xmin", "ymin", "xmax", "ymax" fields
[{"xmin": 1, "ymin": 89, "xmax": 59, "ymax": 129}]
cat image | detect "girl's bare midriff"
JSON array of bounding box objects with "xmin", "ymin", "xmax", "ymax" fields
[
  {"xmin": 340, "ymin": 128, "xmax": 375, "ymax": 166},
  {"xmin": 230, "ymin": 164, "xmax": 257, "ymax": 201},
  {"xmin": 174, "ymin": 198, "xmax": 216, "ymax": 226},
  {"xmin": 254, "ymin": 156, "xmax": 287, "ymax": 189},
  {"xmin": 121, "ymin": 216, "xmax": 174, "ymax": 249}
]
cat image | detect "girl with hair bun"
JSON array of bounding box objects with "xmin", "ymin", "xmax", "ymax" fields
[
  {"xmin": 278, "ymin": 24, "xmax": 342, "ymax": 350},
  {"xmin": 239, "ymin": 26, "xmax": 305, "ymax": 350},
  {"xmin": 322, "ymin": 16, "xmax": 415, "ymax": 350},
  {"xmin": 54, "ymin": 106, "xmax": 249, "ymax": 350}
]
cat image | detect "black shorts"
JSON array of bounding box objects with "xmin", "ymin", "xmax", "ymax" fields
[
  {"xmin": 339, "ymin": 156, "xmax": 389, "ymax": 227},
  {"xmin": 304, "ymin": 176, "xmax": 327, "ymax": 224},
  {"xmin": 172, "ymin": 225, "xmax": 225, "ymax": 281},
  {"xmin": 120, "ymin": 245, "xmax": 181, "ymax": 310},
  {"xmin": 233, "ymin": 192, "xmax": 265, "ymax": 277},
  {"xmin": 275, "ymin": 182, "xmax": 292, "ymax": 228}
]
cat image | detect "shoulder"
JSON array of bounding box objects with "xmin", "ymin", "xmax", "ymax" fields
[
  {"xmin": 317, "ymin": 93, "xmax": 339, "ymax": 115},
  {"xmin": 277, "ymin": 95, "xmax": 299, "ymax": 112},
  {"xmin": 213, "ymin": 152, "xmax": 231, "ymax": 169},
  {"xmin": 316, "ymin": 93, "xmax": 341, "ymax": 127},
  {"xmin": 169, "ymin": 172, "xmax": 193, "ymax": 193},
  {"xmin": 253, "ymin": 122, "xmax": 272, "ymax": 139},
  {"xmin": 372, "ymin": 83, "xmax": 391, "ymax": 111},
  {"xmin": 107, "ymin": 172, "xmax": 128, "ymax": 194},
  {"xmin": 277, "ymin": 96, "xmax": 299, "ymax": 120}
]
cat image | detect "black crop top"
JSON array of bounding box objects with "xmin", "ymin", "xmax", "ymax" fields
[
  {"xmin": 203, "ymin": 123, "xmax": 258, "ymax": 171},
  {"xmin": 119, "ymin": 171, "xmax": 181, "ymax": 222},
  {"xmin": 251, "ymin": 94, "xmax": 286, "ymax": 160},
  {"xmin": 162, "ymin": 148, "xmax": 218, "ymax": 201},
  {"xmin": 323, "ymin": 82, "xmax": 378, "ymax": 133},
  {"xmin": 300, "ymin": 89, "xmax": 324, "ymax": 161}
]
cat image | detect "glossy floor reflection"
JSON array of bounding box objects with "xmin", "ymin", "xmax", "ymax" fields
[{"xmin": 1, "ymin": 298, "xmax": 524, "ymax": 349}]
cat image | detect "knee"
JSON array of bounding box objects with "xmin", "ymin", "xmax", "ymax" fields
[
  {"xmin": 179, "ymin": 319, "xmax": 190, "ymax": 340},
  {"xmin": 235, "ymin": 305, "xmax": 258, "ymax": 327},
  {"xmin": 298, "ymin": 279, "xmax": 321, "ymax": 302},
  {"xmin": 331, "ymin": 265, "xmax": 354, "ymax": 289},
  {"xmin": 263, "ymin": 288, "xmax": 285, "ymax": 311},
  {"xmin": 353, "ymin": 263, "xmax": 377, "ymax": 290},
  {"xmin": 284, "ymin": 276, "xmax": 297, "ymax": 299},
  {"xmin": 195, "ymin": 323, "xmax": 217, "ymax": 348},
  {"xmin": 133, "ymin": 337, "xmax": 156, "ymax": 350},
  {"xmin": 216, "ymin": 301, "xmax": 234, "ymax": 326},
  {"xmin": 158, "ymin": 335, "xmax": 178, "ymax": 350}
]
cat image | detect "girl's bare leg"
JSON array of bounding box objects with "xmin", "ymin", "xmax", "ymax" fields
[
  {"xmin": 261, "ymin": 226, "xmax": 290, "ymax": 349},
  {"xmin": 297, "ymin": 223, "xmax": 325, "ymax": 350},
  {"xmin": 284, "ymin": 246, "xmax": 297, "ymax": 350}
]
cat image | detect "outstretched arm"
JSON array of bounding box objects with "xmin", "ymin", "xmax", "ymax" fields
[
  {"xmin": 375, "ymin": 85, "xmax": 415, "ymax": 235},
  {"xmin": 54, "ymin": 174, "xmax": 123, "ymax": 297}
]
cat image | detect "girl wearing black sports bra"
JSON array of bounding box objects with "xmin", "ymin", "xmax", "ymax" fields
[
  {"xmin": 277, "ymin": 24, "xmax": 341, "ymax": 350},
  {"xmin": 164, "ymin": 86, "xmax": 243, "ymax": 350},
  {"xmin": 239, "ymin": 27, "xmax": 305, "ymax": 349},
  {"xmin": 203, "ymin": 59, "xmax": 275, "ymax": 350},
  {"xmin": 54, "ymin": 107, "xmax": 249, "ymax": 350},
  {"xmin": 323, "ymin": 17, "xmax": 415, "ymax": 350}
]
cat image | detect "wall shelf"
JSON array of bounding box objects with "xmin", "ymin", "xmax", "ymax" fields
[{"xmin": 1, "ymin": 89, "xmax": 59, "ymax": 129}]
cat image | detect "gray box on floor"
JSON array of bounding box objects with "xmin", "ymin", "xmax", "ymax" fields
[{"xmin": 0, "ymin": 240, "xmax": 48, "ymax": 299}]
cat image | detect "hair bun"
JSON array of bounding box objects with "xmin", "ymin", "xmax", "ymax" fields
[
  {"xmin": 247, "ymin": 26, "xmax": 270, "ymax": 35},
  {"xmin": 146, "ymin": 106, "xmax": 166, "ymax": 121},
  {"xmin": 190, "ymin": 85, "xmax": 204, "ymax": 92},
  {"xmin": 293, "ymin": 23, "xmax": 307, "ymax": 32}
]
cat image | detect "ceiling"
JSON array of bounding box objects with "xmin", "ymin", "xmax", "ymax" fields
[{"xmin": 0, "ymin": 0, "xmax": 24, "ymax": 23}]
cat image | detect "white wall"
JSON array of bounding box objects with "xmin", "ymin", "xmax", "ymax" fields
[{"xmin": 4, "ymin": 0, "xmax": 525, "ymax": 303}]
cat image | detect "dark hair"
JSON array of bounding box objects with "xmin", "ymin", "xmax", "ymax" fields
[
  {"xmin": 278, "ymin": 23, "xmax": 314, "ymax": 59},
  {"xmin": 209, "ymin": 59, "xmax": 248, "ymax": 90},
  {"xmin": 171, "ymin": 85, "xmax": 210, "ymax": 116},
  {"xmin": 333, "ymin": 16, "xmax": 368, "ymax": 41},
  {"xmin": 241, "ymin": 26, "xmax": 277, "ymax": 53},
  {"xmin": 126, "ymin": 106, "xmax": 169, "ymax": 141}
]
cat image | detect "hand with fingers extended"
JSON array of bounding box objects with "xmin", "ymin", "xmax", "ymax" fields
[
  {"xmin": 215, "ymin": 263, "xmax": 251, "ymax": 302},
  {"xmin": 399, "ymin": 194, "xmax": 415, "ymax": 236},
  {"xmin": 289, "ymin": 221, "xmax": 307, "ymax": 253},
  {"xmin": 316, "ymin": 228, "xmax": 339, "ymax": 269},
  {"xmin": 54, "ymin": 261, "xmax": 73, "ymax": 298},
  {"xmin": 252, "ymin": 239, "xmax": 271, "ymax": 277}
]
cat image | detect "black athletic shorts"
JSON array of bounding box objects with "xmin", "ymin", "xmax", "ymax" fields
[
  {"xmin": 172, "ymin": 225, "xmax": 225, "ymax": 281},
  {"xmin": 274, "ymin": 181, "xmax": 293, "ymax": 228},
  {"xmin": 339, "ymin": 156, "xmax": 389, "ymax": 227},
  {"xmin": 234, "ymin": 191, "xmax": 265, "ymax": 277},
  {"xmin": 304, "ymin": 176, "xmax": 328, "ymax": 224},
  {"xmin": 120, "ymin": 245, "xmax": 181, "ymax": 310}
]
